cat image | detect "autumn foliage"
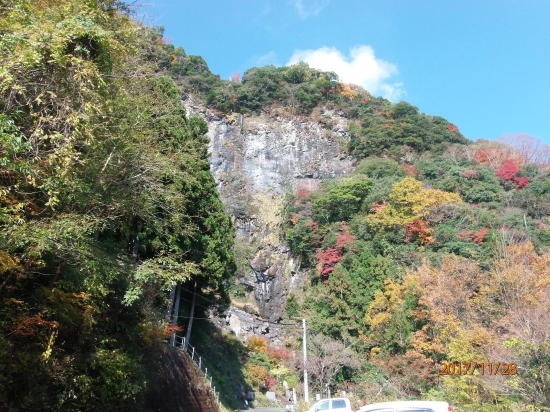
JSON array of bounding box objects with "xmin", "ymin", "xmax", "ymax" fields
[
  {"xmin": 367, "ymin": 177, "xmax": 461, "ymax": 231},
  {"xmin": 496, "ymin": 159, "xmax": 530, "ymax": 188},
  {"xmin": 404, "ymin": 219, "xmax": 434, "ymax": 245},
  {"xmin": 317, "ymin": 225, "xmax": 354, "ymax": 280},
  {"xmin": 230, "ymin": 72, "xmax": 240, "ymax": 82},
  {"xmin": 248, "ymin": 336, "xmax": 268, "ymax": 353},
  {"xmin": 456, "ymin": 227, "xmax": 488, "ymax": 245}
]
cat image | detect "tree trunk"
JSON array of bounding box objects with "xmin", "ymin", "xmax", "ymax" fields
[
  {"xmin": 165, "ymin": 285, "xmax": 177, "ymax": 323},
  {"xmin": 184, "ymin": 282, "xmax": 197, "ymax": 351}
]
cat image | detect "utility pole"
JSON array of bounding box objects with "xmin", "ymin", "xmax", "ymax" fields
[
  {"xmin": 184, "ymin": 282, "xmax": 197, "ymax": 351},
  {"xmin": 303, "ymin": 319, "xmax": 309, "ymax": 409}
]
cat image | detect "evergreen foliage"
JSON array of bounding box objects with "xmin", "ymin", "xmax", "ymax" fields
[{"xmin": 0, "ymin": 1, "xmax": 235, "ymax": 410}]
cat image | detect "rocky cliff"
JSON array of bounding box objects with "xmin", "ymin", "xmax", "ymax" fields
[{"xmin": 185, "ymin": 98, "xmax": 355, "ymax": 344}]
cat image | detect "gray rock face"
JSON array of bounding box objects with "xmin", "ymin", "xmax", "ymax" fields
[
  {"xmin": 186, "ymin": 98, "xmax": 354, "ymax": 339},
  {"xmin": 207, "ymin": 110, "xmax": 353, "ymax": 194}
]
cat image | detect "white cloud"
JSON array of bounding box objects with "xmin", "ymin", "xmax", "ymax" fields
[
  {"xmin": 287, "ymin": 45, "xmax": 406, "ymax": 102},
  {"xmin": 256, "ymin": 51, "xmax": 279, "ymax": 66},
  {"xmin": 290, "ymin": 0, "xmax": 329, "ymax": 19}
]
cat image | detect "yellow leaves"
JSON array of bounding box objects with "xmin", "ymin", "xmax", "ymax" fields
[
  {"xmin": 0, "ymin": 250, "xmax": 21, "ymax": 275},
  {"xmin": 138, "ymin": 322, "xmax": 164, "ymax": 347},
  {"xmin": 486, "ymin": 241, "xmax": 550, "ymax": 310},
  {"xmin": 363, "ymin": 275, "xmax": 419, "ymax": 333},
  {"xmin": 367, "ymin": 176, "xmax": 461, "ymax": 230},
  {"xmin": 26, "ymin": 174, "xmax": 36, "ymax": 187},
  {"xmin": 338, "ymin": 83, "xmax": 358, "ymax": 101},
  {"xmin": 41, "ymin": 329, "xmax": 58, "ymax": 362},
  {"xmin": 447, "ymin": 327, "xmax": 492, "ymax": 363}
]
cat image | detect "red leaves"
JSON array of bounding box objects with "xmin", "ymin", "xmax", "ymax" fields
[
  {"xmin": 496, "ymin": 159, "xmax": 530, "ymax": 189},
  {"xmin": 335, "ymin": 231, "xmax": 354, "ymax": 248},
  {"xmin": 361, "ymin": 97, "xmax": 369, "ymax": 103},
  {"xmin": 383, "ymin": 122, "xmax": 393, "ymax": 127},
  {"xmin": 295, "ymin": 187, "xmax": 310, "ymax": 200},
  {"xmin": 267, "ymin": 346, "xmax": 290, "ymax": 362},
  {"xmin": 265, "ymin": 375, "xmax": 277, "ymax": 390},
  {"xmin": 514, "ymin": 177, "xmax": 530, "ymax": 188},
  {"xmin": 317, "ymin": 225, "xmax": 354, "ymax": 279},
  {"xmin": 456, "ymin": 227, "xmax": 488, "ymax": 245},
  {"xmin": 317, "ymin": 248, "xmax": 342, "ymax": 277},
  {"xmin": 496, "ymin": 159, "xmax": 520, "ymax": 181},
  {"xmin": 402, "ymin": 164, "xmax": 417, "ymax": 176},
  {"xmin": 446, "ymin": 125, "xmax": 459, "ymax": 131}
]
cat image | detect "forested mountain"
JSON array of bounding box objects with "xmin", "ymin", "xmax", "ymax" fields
[{"xmin": 1, "ymin": 1, "xmax": 550, "ymax": 412}]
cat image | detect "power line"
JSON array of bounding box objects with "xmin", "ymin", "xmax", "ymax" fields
[{"xmin": 179, "ymin": 285, "xmax": 218, "ymax": 305}]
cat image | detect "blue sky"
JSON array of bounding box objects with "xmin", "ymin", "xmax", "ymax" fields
[{"xmin": 136, "ymin": 0, "xmax": 550, "ymax": 144}]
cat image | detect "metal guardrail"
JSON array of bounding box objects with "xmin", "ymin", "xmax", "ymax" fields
[{"xmin": 171, "ymin": 334, "xmax": 221, "ymax": 407}]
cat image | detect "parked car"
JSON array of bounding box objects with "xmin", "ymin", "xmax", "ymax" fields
[
  {"xmin": 306, "ymin": 397, "xmax": 353, "ymax": 412},
  {"xmin": 357, "ymin": 400, "xmax": 452, "ymax": 412}
]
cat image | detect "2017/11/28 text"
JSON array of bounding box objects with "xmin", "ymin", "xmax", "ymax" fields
[{"xmin": 439, "ymin": 362, "xmax": 517, "ymax": 375}]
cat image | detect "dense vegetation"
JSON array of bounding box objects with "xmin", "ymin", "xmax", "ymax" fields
[
  {"xmin": 171, "ymin": 59, "xmax": 468, "ymax": 158},
  {"xmin": 0, "ymin": 1, "xmax": 235, "ymax": 410},
  {"xmin": 283, "ymin": 140, "xmax": 550, "ymax": 410},
  {"xmin": 2, "ymin": 1, "xmax": 550, "ymax": 411}
]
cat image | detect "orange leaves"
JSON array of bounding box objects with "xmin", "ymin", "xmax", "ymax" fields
[
  {"xmin": 230, "ymin": 72, "xmax": 240, "ymax": 83},
  {"xmin": 12, "ymin": 314, "xmax": 57, "ymax": 337},
  {"xmin": 487, "ymin": 241, "xmax": 550, "ymax": 309},
  {"xmin": 456, "ymin": 227, "xmax": 488, "ymax": 245},
  {"xmin": 404, "ymin": 219, "xmax": 434, "ymax": 245},
  {"xmin": 163, "ymin": 323, "xmax": 183, "ymax": 339},
  {"xmin": 248, "ymin": 336, "xmax": 268, "ymax": 354},
  {"xmin": 245, "ymin": 363, "xmax": 268, "ymax": 387},
  {"xmin": 370, "ymin": 200, "xmax": 388, "ymax": 213}
]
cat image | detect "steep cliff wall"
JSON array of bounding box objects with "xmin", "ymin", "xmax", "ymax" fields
[{"xmin": 186, "ymin": 98, "xmax": 354, "ymax": 343}]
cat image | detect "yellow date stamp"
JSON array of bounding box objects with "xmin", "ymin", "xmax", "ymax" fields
[{"xmin": 439, "ymin": 362, "xmax": 517, "ymax": 376}]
